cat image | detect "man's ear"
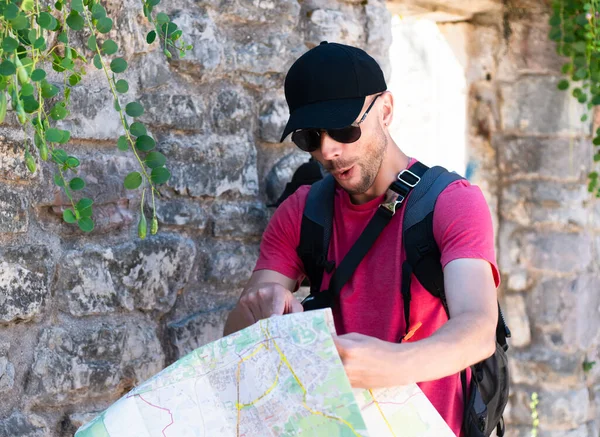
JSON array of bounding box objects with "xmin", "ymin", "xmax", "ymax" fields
[{"xmin": 381, "ymin": 91, "xmax": 394, "ymax": 128}]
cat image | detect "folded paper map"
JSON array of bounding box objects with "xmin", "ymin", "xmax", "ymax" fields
[{"xmin": 76, "ymin": 309, "xmax": 454, "ymax": 437}]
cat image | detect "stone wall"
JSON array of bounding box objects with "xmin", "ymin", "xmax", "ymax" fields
[
  {"xmin": 0, "ymin": 1, "xmax": 391, "ymax": 435},
  {"xmin": 464, "ymin": 1, "xmax": 600, "ymax": 436}
]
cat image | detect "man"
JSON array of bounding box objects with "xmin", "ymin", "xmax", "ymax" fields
[{"xmin": 224, "ymin": 41, "xmax": 500, "ymax": 436}]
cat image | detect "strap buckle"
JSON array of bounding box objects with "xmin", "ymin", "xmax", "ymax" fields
[
  {"xmin": 380, "ymin": 192, "xmax": 404, "ymax": 216},
  {"xmin": 398, "ymin": 169, "xmax": 421, "ymax": 187}
]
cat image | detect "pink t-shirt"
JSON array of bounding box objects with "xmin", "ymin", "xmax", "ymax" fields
[{"xmin": 254, "ymin": 160, "xmax": 500, "ymax": 436}]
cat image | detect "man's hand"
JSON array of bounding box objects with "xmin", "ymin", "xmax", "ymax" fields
[
  {"xmin": 239, "ymin": 282, "xmax": 303, "ymax": 323},
  {"xmin": 223, "ymin": 270, "xmax": 302, "ymax": 336},
  {"xmin": 334, "ymin": 333, "xmax": 401, "ymax": 389}
]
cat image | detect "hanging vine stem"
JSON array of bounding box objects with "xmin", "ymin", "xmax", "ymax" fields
[
  {"xmin": 0, "ymin": 0, "xmax": 191, "ymax": 235},
  {"xmin": 550, "ymin": 0, "xmax": 600, "ymax": 197}
]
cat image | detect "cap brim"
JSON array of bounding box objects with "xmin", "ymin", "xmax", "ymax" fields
[{"xmin": 279, "ymin": 96, "xmax": 366, "ymax": 142}]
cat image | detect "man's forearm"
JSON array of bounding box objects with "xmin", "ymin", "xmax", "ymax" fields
[{"xmin": 391, "ymin": 313, "xmax": 496, "ymax": 385}]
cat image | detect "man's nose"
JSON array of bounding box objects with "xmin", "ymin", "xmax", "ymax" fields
[{"xmin": 320, "ymin": 132, "xmax": 343, "ymax": 161}]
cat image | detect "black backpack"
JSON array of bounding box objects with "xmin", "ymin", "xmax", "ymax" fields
[{"xmin": 277, "ymin": 160, "xmax": 511, "ymax": 437}]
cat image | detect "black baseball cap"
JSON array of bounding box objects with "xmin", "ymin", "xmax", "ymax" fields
[{"xmin": 280, "ymin": 41, "xmax": 387, "ymax": 142}]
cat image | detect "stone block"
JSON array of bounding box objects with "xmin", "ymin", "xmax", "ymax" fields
[
  {"xmin": 204, "ymin": 240, "xmax": 259, "ymax": 286},
  {"xmin": 465, "ymin": 24, "xmax": 500, "ymax": 83},
  {"xmin": 306, "ymin": 9, "xmax": 365, "ymax": 48},
  {"xmin": 159, "ymin": 133, "xmax": 259, "ymax": 197},
  {"xmin": 259, "ymin": 96, "xmax": 288, "ymax": 143},
  {"xmin": 138, "ymin": 93, "xmax": 205, "ymax": 132},
  {"xmin": 155, "ymin": 198, "xmax": 209, "ymax": 230},
  {"xmin": 55, "ymin": 234, "xmax": 195, "ymax": 316},
  {"xmin": 265, "ymin": 150, "xmax": 311, "ymax": 206},
  {"xmin": 528, "ymin": 274, "xmax": 600, "ymax": 350},
  {"xmin": 502, "ymin": 228, "xmax": 592, "ymax": 274},
  {"xmin": 0, "ymin": 186, "xmax": 28, "ymax": 234},
  {"xmin": 365, "ymin": 1, "xmax": 393, "ymax": 77},
  {"xmin": 211, "ymin": 200, "xmax": 268, "ymax": 239},
  {"xmin": 0, "ymin": 245, "xmax": 51, "ymax": 324},
  {"xmin": 0, "ymin": 340, "xmax": 14, "ymax": 394},
  {"xmin": 169, "ymin": 10, "xmax": 222, "ymax": 82},
  {"xmin": 26, "ymin": 322, "xmax": 164, "ymax": 406},
  {"xmin": 224, "ymin": 30, "xmax": 305, "ymax": 78},
  {"xmin": 500, "ymin": 77, "xmax": 591, "ymax": 135},
  {"xmin": 0, "ymin": 127, "xmax": 33, "ymax": 182},
  {"xmin": 209, "ymin": 87, "xmax": 256, "ymax": 136},
  {"xmin": 0, "ymin": 412, "xmax": 46, "ymax": 437},
  {"xmin": 501, "ymin": 293, "xmax": 531, "ymax": 348},
  {"xmin": 508, "ymin": 346, "xmax": 582, "ymax": 389},
  {"xmin": 501, "ymin": 181, "xmax": 589, "ymax": 229},
  {"xmin": 214, "ymin": 0, "xmax": 300, "ymax": 28},
  {"xmin": 497, "ymin": 15, "xmax": 567, "ymax": 81},
  {"xmin": 496, "ymin": 136, "xmax": 592, "ymax": 180},
  {"xmin": 167, "ymin": 306, "xmax": 233, "ymax": 359}
]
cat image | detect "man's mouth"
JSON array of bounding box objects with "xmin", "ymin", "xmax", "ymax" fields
[{"xmin": 335, "ymin": 166, "xmax": 355, "ymax": 180}]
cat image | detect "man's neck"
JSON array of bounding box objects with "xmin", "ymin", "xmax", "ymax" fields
[{"xmin": 349, "ymin": 143, "xmax": 410, "ymax": 205}]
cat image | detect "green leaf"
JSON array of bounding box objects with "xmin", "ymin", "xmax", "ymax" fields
[
  {"xmin": 65, "ymin": 156, "xmax": 80, "ymax": 168},
  {"xmin": 54, "ymin": 173, "xmax": 65, "ymax": 187},
  {"xmin": 33, "ymin": 37, "xmax": 46, "ymax": 50},
  {"xmin": 2, "ymin": 37, "xmax": 19, "ymax": 53},
  {"xmin": 58, "ymin": 130, "xmax": 71, "ymax": 144},
  {"xmin": 20, "ymin": 83, "xmax": 34, "ymax": 97},
  {"xmin": 135, "ymin": 135, "xmax": 155, "ymax": 151},
  {"xmin": 37, "ymin": 12, "xmax": 53, "ymax": 29},
  {"xmin": 76, "ymin": 197, "xmax": 93, "ymax": 217},
  {"xmin": 594, "ymin": 153, "xmax": 600, "ymax": 162},
  {"xmin": 581, "ymin": 114, "xmax": 588, "ymax": 122},
  {"xmin": 145, "ymin": 151, "xmax": 166, "ymax": 168},
  {"xmin": 93, "ymin": 54, "xmax": 102, "ymax": 70},
  {"xmin": 22, "ymin": 97, "xmax": 39, "ymax": 113},
  {"xmin": 87, "ymin": 35, "xmax": 98, "ymax": 51},
  {"xmin": 51, "ymin": 149, "xmax": 68, "ymax": 165},
  {"xmin": 31, "ymin": 69, "xmax": 46, "ymax": 82},
  {"xmin": 124, "ymin": 171, "xmax": 143, "ymax": 189},
  {"xmin": 66, "ymin": 11, "xmax": 84, "ymax": 30},
  {"xmin": 46, "ymin": 128, "xmax": 63, "ymax": 143},
  {"xmin": 11, "ymin": 14, "xmax": 30, "ymax": 30},
  {"xmin": 41, "ymin": 81, "xmax": 59, "ymax": 99},
  {"xmin": 102, "ymin": 39, "xmax": 118, "ymax": 56},
  {"xmin": 572, "ymin": 41, "xmax": 587, "ymax": 53},
  {"xmin": 593, "ymin": 136, "xmax": 600, "ymax": 145},
  {"xmin": 156, "ymin": 12, "xmax": 169, "ymax": 25},
  {"xmin": 574, "ymin": 68, "xmax": 588, "ymax": 80},
  {"xmin": 125, "ymin": 102, "xmax": 144, "ymax": 117},
  {"xmin": 117, "ymin": 135, "xmax": 128, "ymax": 151},
  {"xmin": 60, "ymin": 57, "xmax": 75, "ymax": 70},
  {"xmin": 148, "ymin": 0, "xmax": 161, "ymax": 6},
  {"xmin": 57, "ymin": 32, "xmax": 68, "ymax": 44},
  {"xmin": 50, "ymin": 102, "xmax": 68, "ymax": 120},
  {"xmin": 146, "ymin": 30, "xmax": 156, "ymax": 44},
  {"xmin": 68, "ymin": 74, "xmax": 81, "ymax": 86},
  {"xmin": 113, "ymin": 98, "xmax": 120, "ymax": 111},
  {"xmin": 0, "ymin": 61, "xmax": 16, "ymax": 76},
  {"xmin": 91, "ymin": 3, "xmax": 106, "ymax": 19},
  {"xmin": 115, "ymin": 79, "xmax": 129, "ymax": 93},
  {"xmin": 71, "ymin": 0, "xmax": 84, "ymax": 13},
  {"xmin": 63, "ymin": 208, "xmax": 77, "ymax": 223},
  {"xmin": 151, "ymin": 167, "xmax": 170, "ymax": 184},
  {"xmin": 557, "ymin": 79, "xmax": 569, "ymax": 91},
  {"xmin": 78, "ymin": 217, "xmax": 94, "ymax": 232},
  {"xmin": 130, "ymin": 122, "xmax": 146, "ymax": 136},
  {"xmin": 162, "ymin": 22, "xmax": 178, "ymax": 37},
  {"xmin": 3, "ymin": 3, "xmax": 19, "ymax": 19},
  {"xmin": 69, "ymin": 177, "xmax": 85, "ymax": 191},
  {"xmin": 96, "ymin": 17, "xmax": 113, "ymax": 34},
  {"xmin": 110, "ymin": 58, "xmax": 127, "ymax": 74}
]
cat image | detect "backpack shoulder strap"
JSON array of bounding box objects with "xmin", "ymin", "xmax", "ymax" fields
[
  {"xmin": 402, "ymin": 166, "xmax": 464, "ymax": 301},
  {"xmin": 297, "ymin": 174, "xmax": 336, "ymax": 295}
]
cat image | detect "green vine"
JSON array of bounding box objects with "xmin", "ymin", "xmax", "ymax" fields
[
  {"xmin": 549, "ymin": 0, "xmax": 600, "ymax": 196},
  {"xmin": 529, "ymin": 392, "xmax": 539, "ymax": 437},
  {"xmin": 0, "ymin": 0, "xmax": 192, "ymax": 236}
]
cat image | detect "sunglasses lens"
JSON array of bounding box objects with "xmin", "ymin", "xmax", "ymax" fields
[
  {"xmin": 292, "ymin": 130, "xmax": 320, "ymax": 152},
  {"xmin": 328, "ymin": 126, "xmax": 361, "ymax": 144}
]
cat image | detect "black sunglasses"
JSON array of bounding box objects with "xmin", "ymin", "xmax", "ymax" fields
[{"xmin": 291, "ymin": 94, "xmax": 382, "ymax": 152}]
